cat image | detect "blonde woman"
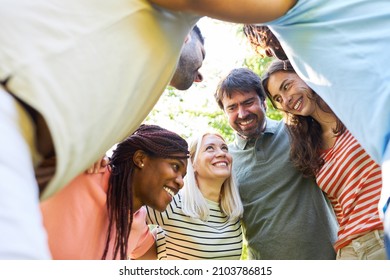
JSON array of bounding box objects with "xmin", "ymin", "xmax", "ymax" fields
[{"xmin": 146, "ymin": 131, "xmax": 243, "ymax": 259}]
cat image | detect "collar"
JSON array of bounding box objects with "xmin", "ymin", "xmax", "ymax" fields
[{"xmin": 235, "ymin": 118, "xmax": 280, "ymax": 150}]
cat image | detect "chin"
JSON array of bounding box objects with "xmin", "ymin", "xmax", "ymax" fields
[
  {"xmin": 157, "ymin": 206, "xmax": 168, "ymax": 212},
  {"xmin": 155, "ymin": 203, "xmax": 169, "ymax": 212},
  {"xmin": 240, "ymin": 130, "xmax": 257, "ymax": 139}
]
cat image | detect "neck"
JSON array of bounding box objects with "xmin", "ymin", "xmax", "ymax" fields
[
  {"xmin": 311, "ymin": 108, "xmax": 338, "ymax": 149},
  {"xmin": 197, "ymin": 177, "xmax": 224, "ymax": 203},
  {"xmin": 312, "ymin": 108, "xmax": 337, "ymax": 134}
]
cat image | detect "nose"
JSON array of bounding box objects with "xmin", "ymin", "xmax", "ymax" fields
[
  {"xmin": 175, "ymin": 174, "xmax": 185, "ymax": 189},
  {"xmin": 216, "ymin": 148, "xmax": 227, "ymax": 157},
  {"xmin": 237, "ymin": 106, "xmax": 248, "ymax": 119},
  {"xmin": 194, "ymin": 71, "xmax": 203, "ymax": 83},
  {"xmin": 283, "ymin": 94, "xmax": 293, "ymax": 108}
]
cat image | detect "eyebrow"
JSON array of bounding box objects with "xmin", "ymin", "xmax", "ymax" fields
[
  {"xmin": 202, "ymin": 142, "xmax": 217, "ymax": 148},
  {"xmin": 178, "ymin": 159, "xmax": 187, "ymax": 167},
  {"xmin": 243, "ymin": 97, "xmax": 255, "ymax": 103},
  {"xmin": 279, "ymin": 79, "xmax": 288, "ymax": 92},
  {"xmin": 225, "ymin": 102, "xmax": 236, "ymax": 109}
]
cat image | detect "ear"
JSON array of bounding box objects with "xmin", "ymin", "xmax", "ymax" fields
[
  {"xmin": 184, "ymin": 34, "xmax": 191, "ymax": 44},
  {"xmin": 133, "ymin": 150, "xmax": 146, "ymax": 168},
  {"xmin": 190, "ymin": 158, "xmax": 197, "ymax": 173}
]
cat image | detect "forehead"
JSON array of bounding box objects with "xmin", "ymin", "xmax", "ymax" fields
[
  {"xmin": 153, "ymin": 154, "xmax": 188, "ymax": 166},
  {"xmin": 181, "ymin": 38, "xmax": 205, "ymax": 64},
  {"xmin": 194, "ymin": 38, "xmax": 206, "ymax": 60},
  {"xmin": 267, "ymin": 71, "xmax": 296, "ymax": 93},
  {"xmin": 169, "ymin": 157, "xmax": 188, "ymax": 169},
  {"xmin": 201, "ymin": 134, "xmax": 225, "ymax": 146}
]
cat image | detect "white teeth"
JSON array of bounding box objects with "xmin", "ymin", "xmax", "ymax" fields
[
  {"xmin": 240, "ymin": 119, "xmax": 253, "ymax": 125},
  {"xmin": 163, "ymin": 187, "xmax": 174, "ymax": 197},
  {"xmin": 294, "ymin": 98, "xmax": 302, "ymax": 110},
  {"xmin": 214, "ymin": 162, "xmax": 227, "ymax": 167}
]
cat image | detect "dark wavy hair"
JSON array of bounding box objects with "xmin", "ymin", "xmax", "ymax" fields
[
  {"xmin": 243, "ymin": 24, "xmax": 288, "ymax": 61},
  {"xmin": 262, "ymin": 60, "xmax": 345, "ymax": 178},
  {"xmin": 102, "ymin": 124, "xmax": 189, "ymax": 260}
]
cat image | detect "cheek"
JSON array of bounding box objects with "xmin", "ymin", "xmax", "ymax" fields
[
  {"xmin": 139, "ymin": 168, "xmax": 161, "ymax": 190},
  {"xmin": 227, "ymin": 113, "xmax": 237, "ymax": 124}
]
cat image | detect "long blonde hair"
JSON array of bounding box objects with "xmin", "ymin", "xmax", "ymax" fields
[{"xmin": 180, "ymin": 131, "xmax": 243, "ymax": 221}]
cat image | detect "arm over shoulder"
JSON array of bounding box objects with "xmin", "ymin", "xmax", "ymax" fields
[{"xmin": 148, "ymin": 0, "xmax": 297, "ymax": 23}]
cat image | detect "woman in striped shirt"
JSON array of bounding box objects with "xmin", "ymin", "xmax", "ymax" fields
[
  {"xmin": 261, "ymin": 59, "xmax": 386, "ymax": 260},
  {"xmin": 146, "ymin": 131, "xmax": 244, "ymax": 259}
]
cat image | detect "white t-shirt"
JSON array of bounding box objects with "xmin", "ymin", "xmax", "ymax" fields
[{"xmin": 0, "ymin": 0, "xmax": 200, "ymax": 199}]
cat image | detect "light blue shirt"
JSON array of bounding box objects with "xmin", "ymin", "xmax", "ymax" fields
[
  {"xmin": 266, "ymin": 0, "xmax": 390, "ymax": 165},
  {"xmin": 265, "ymin": 0, "xmax": 390, "ymax": 259}
]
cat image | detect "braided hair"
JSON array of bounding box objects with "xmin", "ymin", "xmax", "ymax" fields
[{"xmin": 102, "ymin": 124, "xmax": 189, "ymax": 260}]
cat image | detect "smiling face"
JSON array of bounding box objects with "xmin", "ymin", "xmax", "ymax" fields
[
  {"xmin": 266, "ymin": 71, "xmax": 317, "ymax": 117},
  {"xmin": 132, "ymin": 153, "xmax": 188, "ymax": 212},
  {"xmin": 193, "ymin": 134, "xmax": 232, "ymax": 183},
  {"xmin": 222, "ymin": 90, "xmax": 266, "ymax": 139}
]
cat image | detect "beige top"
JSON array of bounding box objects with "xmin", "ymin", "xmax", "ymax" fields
[{"xmin": 0, "ymin": 0, "xmax": 199, "ymax": 199}]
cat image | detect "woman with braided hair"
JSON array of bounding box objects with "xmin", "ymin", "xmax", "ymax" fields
[{"xmin": 40, "ymin": 124, "xmax": 189, "ymax": 260}]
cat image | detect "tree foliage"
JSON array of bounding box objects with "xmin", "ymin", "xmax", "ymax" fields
[{"xmin": 146, "ymin": 22, "xmax": 283, "ymax": 143}]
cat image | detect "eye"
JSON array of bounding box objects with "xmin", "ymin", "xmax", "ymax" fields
[
  {"xmin": 283, "ymin": 83, "xmax": 289, "ymax": 91},
  {"xmin": 226, "ymin": 105, "xmax": 235, "ymax": 113},
  {"xmin": 172, "ymin": 163, "xmax": 179, "ymax": 172},
  {"xmin": 273, "ymin": 95, "xmax": 282, "ymax": 104},
  {"xmin": 205, "ymin": 145, "xmax": 214, "ymax": 151},
  {"xmin": 221, "ymin": 145, "xmax": 229, "ymax": 151},
  {"xmin": 243, "ymin": 99, "xmax": 254, "ymax": 106}
]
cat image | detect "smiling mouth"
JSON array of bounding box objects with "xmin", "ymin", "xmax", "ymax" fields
[
  {"xmin": 293, "ymin": 97, "xmax": 302, "ymax": 110},
  {"xmin": 163, "ymin": 186, "xmax": 175, "ymax": 197},
  {"xmin": 213, "ymin": 162, "xmax": 228, "ymax": 167},
  {"xmin": 238, "ymin": 118, "xmax": 255, "ymax": 127}
]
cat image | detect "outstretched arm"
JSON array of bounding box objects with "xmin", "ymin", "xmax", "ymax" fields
[{"xmin": 148, "ymin": 0, "xmax": 297, "ymax": 24}]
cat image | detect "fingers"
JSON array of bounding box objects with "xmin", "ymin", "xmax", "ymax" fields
[{"xmin": 86, "ymin": 155, "xmax": 109, "ymax": 174}]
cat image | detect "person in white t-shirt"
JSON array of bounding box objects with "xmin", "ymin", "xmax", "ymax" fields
[{"xmin": 0, "ymin": 0, "xmax": 205, "ymax": 259}]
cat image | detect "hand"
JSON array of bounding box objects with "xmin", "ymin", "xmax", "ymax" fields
[{"xmin": 86, "ymin": 155, "xmax": 109, "ymax": 174}]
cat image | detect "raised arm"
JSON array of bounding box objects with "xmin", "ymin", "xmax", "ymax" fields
[{"xmin": 148, "ymin": 0, "xmax": 297, "ymax": 24}]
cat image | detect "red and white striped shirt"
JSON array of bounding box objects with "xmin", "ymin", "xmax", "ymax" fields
[{"xmin": 316, "ymin": 130, "xmax": 383, "ymax": 251}]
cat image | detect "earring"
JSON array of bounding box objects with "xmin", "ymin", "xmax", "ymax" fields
[{"xmin": 140, "ymin": 163, "xmax": 144, "ymax": 167}]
